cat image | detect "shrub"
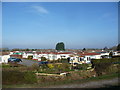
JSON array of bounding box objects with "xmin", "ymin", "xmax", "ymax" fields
[
  {"xmin": 23, "ymin": 71, "xmax": 37, "ymax": 84},
  {"xmin": 39, "ymin": 64, "xmax": 48, "ymax": 72},
  {"xmin": 2, "ymin": 64, "xmax": 10, "ymax": 68},
  {"xmin": 9, "ymin": 62, "xmax": 19, "ymax": 67},
  {"xmin": 39, "ymin": 63, "xmax": 71, "ymax": 73},
  {"xmin": 47, "ymin": 64, "xmax": 54, "ymax": 69},
  {"xmin": 91, "ymin": 58, "xmax": 120, "ymax": 76},
  {"xmin": 2, "ymin": 70, "xmax": 37, "ymax": 85},
  {"xmin": 76, "ymin": 64, "xmax": 90, "ymax": 70},
  {"xmin": 68, "ymin": 70, "xmax": 95, "ymax": 80},
  {"xmin": 31, "ymin": 63, "xmax": 39, "ymax": 71},
  {"xmin": 28, "ymin": 56, "xmax": 33, "ymax": 59},
  {"xmin": 105, "ymin": 64, "xmax": 119, "ymax": 74},
  {"xmin": 56, "ymin": 63, "xmax": 70, "ymax": 72},
  {"xmin": 61, "ymin": 59, "xmax": 69, "ymax": 63},
  {"xmin": 41, "ymin": 57, "xmax": 47, "ymax": 61}
]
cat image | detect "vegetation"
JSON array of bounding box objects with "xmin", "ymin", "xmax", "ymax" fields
[
  {"xmin": 91, "ymin": 58, "xmax": 120, "ymax": 76},
  {"xmin": 82, "ymin": 48, "xmax": 86, "ymax": 51},
  {"xmin": 41, "ymin": 57, "xmax": 47, "ymax": 61},
  {"xmin": 28, "ymin": 56, "xmax": 33, "ymax": 59},
  {"xmin": 26, "ymin": 48, "xmax": 30, "ymax": 51},
  {"xmin": 117, "ymin": 43, "xmax": 120, "ymax": 51},
  {"xmin": 55, "ymin": 42, "xmax": 65, "ymax": 51},
  {"xmin": 2, "ymin": 57, "xmax": 119, "ymax": 88},
  {"xmin": 38, "ymin": 63, "xmax": 71, "ymax": 73},
  {"xmin": 3, "ymin": 72, "xmax": 119, "ymax": 88},
  {"xmin": 1, "ymin": 48, "xmax": 9, "ymax": 52},
  {"xmin": 109, "ymin": 51, "xmax": 113, "ymax": 58},
  {"xmin": 2, "ymin": 70, "xmax": 37, "ymax": 85},
  {"xmin": 109, "ymin": 46, "xmax": 117, "ymax": 51},
  {"xmin": 103, "ymin": 46, "xmax": 108, "ymax": 50},
  {"xmin": 61, "ymin": 59, "xmax": 69, "ymax": 63},
  {"xmin": 76, "ymin": 64, "xmax": 92, "ymax": 70}
]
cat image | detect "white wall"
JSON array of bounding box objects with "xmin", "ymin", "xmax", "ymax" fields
[
  {"xmin": 22, "ymin": 53, "xmax": 33, "ymax": 58},
  {"xmin": 69, "ymin": 56, "xmax": 90, "ymax": 64},
  {"xmin": 59, "ymin": 54, "xmax": 71, "ymax": 59},
  {"xmin": 83, "ymin": 56, "xmax": 91, "ymax": 64},
  {"xmin": 90, "ymin": 55, "xmax": 101, "ymax": 59},
  {"xmin": 100, "ymin": 53, "xmax": 109, "ymax": 56},
  {"xmin": 113, "ymin": 52, "xmax": 120, "ymax": 56},
  {"xmin": 0, "ymin": 55, "xmax": 10, "ymax": 63}
]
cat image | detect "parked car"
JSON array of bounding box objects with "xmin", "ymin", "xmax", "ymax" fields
[
  {"xmin": 8, "ymin": 57, "xmax": 22, "ymax": 62},
  {"xmin": 38, "ymin": 61, "xmax": 48, "ymax": 66}
]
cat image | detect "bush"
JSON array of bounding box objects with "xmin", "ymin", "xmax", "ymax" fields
[
  {"xmin": 56, "ymin": 63, "xmax": 70, "ymax": 72},
  {"xmin": 2, "ymin": 64, "xmax": 10, "ymax": 68},
  {"xmin": 24, "ymin": 71, "xmax": 37, "ymax": 84},
  {"xmin": 76, "ymin": 64, "xmax": 91, "ymax": 70},
  {"xmin": 41, "ymin": 57, "xmax": 47, "ymax": 61},
  {"xmin": 39, "ymin": 63, "xmax": 71, "ymax": 73},
  {"xmin": 91, "ymin": 58, "xmax": 120, "ymax": 76},
  {"xmin": 31, "ymin": 63, "xmax": 39, "ymax": 71},
  {"xmin": 28, "ymin": 56, "xmax": 33, "ymax": 59},
  {"xmin": 61, "ymin": 59, "xmax": 69, "ymax": 63},
  {"xmin": 2, "ymin": 70, "xmax": 37, "ymax": 85},
  {"xmin": 47, "ymin": 64, "xmax": 54, "ymax": 69}
]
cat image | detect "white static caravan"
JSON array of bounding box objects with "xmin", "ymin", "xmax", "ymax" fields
[
  {"xmin": 113, "ymin": 51, "xmax": 120, "ymax": 56},
  {"xmin": 22, "ymin": 52, "xmax": 33, "ymax": 58},
  {"xmin": 0, "ymin": 55, "xmax": 10, "ymax": 63}
]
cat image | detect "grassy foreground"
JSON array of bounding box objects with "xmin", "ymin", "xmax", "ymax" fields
[{"xmin": 2, "ymin": 72, "xmax": 119, "ymax": 88}]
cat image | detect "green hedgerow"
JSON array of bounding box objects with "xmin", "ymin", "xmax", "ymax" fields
[
  {"xmin": 91, "ymin": 58, "xmax": 120, "ymax": 76},
  {"xmin": 2, "ymin": 70, "xmax": 37, "ymax": 85}
]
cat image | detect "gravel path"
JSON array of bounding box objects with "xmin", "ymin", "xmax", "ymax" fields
[{"xmin": 46, "ymin": 77, "xmax": 119, "ymax": 88}]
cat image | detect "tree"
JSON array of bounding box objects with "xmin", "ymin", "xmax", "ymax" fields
[
  {"xmin": 41, "ymin": 57, "xmax": 47, "ymax": 61},
  {"xmin": 28, "ymin": 56, "xmax": 33, "ymax": 59},
  {"xmin": 26, "ymin": 48, "xmax": 30, "ymax": 51},
  {"xmin": 109, "ymin": 52, "xmax": 113, "ymax": 58},
  {"xmin": 117, "ymin": 44, "xmax": 120, "ymax": 51},
  {"xmin": 110, "ymin": 46, "xmax": 117, "ymax": 51},
  {"xmin": 32, "ymin": 49, "xmax": 35, "ymax": 51},
  {"xmin": 2, "ymin": 48, "xmax": 9, "ymax": 52},
  {"xmin": 82, "ymin": 48, "xmax": 86, "ymax": 51},
  {"xmin": 55, "ymin": 42, "xmax": 65, "ymax": 51},
  {"xmin": 103, "ymin": 46, "xmax": 108, "ymax": 50}
]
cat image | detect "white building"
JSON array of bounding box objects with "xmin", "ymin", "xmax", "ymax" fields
[
  {"xmin": 33, "ymin": 52, "xmax": 73, "ymax": 61},
  {"xmin": 69, "ymin": 56, "xmax": 86, "ymax": 65},
  {"xmin": 69, "ymin": 55, "xmax": 90, "ymax": 64},
  {"xmin": 100, "ymin": 52, "xmax": 109, "ymax": 57},
  {"xmin": 113, "ymin": 51, "xmax": 120, "ymax": 56},
  {"xmin": 69, "ymin": 53, "xmax": 102, "ymax": 65},
  {"xmin": 0, "ymin": 55, "xmax": 10, "ymax": 63},
  {"xmin": 22, "ymin": 52, "xmax": 33, "ymax": 58}
]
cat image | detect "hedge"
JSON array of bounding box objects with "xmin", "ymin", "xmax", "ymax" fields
[
  {"xmin": 2, "ymin": 70, "xmax": 37, "ymax": 85},
  {"xmin": 91, "ymin": 58, "xmax": 120, "ymax": 76}
]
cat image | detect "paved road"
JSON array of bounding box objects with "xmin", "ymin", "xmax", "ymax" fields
[
  {"xmin": 18, "ymin": 59, "xmax": 39, "ymax": 66},
  {"xmin": 46, "ymin": 78, "xmax": 119, "ymax": 88}
]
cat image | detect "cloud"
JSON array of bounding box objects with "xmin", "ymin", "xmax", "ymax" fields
[{"xmin": 31, "ymin": 5, "xmax": 49, "ymax": 14}]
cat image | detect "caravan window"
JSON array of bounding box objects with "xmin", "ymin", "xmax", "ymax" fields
[
  {"xmin": 87, "ymin": 57, "xmax": 90, "ymax": 61},
  {"xmin": 80, "ymin": 58, "xmax": 82, "ymax": 61}
]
